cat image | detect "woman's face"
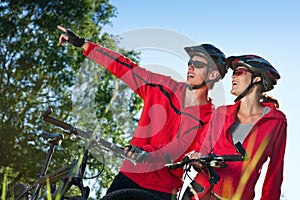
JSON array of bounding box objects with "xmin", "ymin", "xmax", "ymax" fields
[{"xmin": 231, "ymin": 66, "xmax": 252, "ymax": 96}]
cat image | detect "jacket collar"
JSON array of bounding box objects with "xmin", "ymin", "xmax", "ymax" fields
[{"xmin": 224, "ymin": 100, "xmax": 286, "ymax": 121}]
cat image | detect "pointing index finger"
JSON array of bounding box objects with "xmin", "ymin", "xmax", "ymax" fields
[{"xmin": 57, "ymin": 25, "xmax": 67, "ymax": 33}]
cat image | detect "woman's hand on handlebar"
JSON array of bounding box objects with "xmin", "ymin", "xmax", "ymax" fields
[{"xmin": 190, "ymin": 152, "xmax": 204, "ymax": 170}]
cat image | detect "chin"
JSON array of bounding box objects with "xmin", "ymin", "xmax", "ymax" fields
[{"xmin": 186, "ymin": 81, "xmax": 194, "ymax": 86}]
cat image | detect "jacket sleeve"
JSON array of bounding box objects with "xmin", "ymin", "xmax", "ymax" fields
[
  {"xmin": 141, "ymin": 104, "xmax": 214, "ymax": 163},
  {"xmin": 143, "ymin": 109, "xmax": 213, "ymax": 161},
  {"xmin": 83, "ymin": 42, "xmax": 177, "ymax": 99},
  {"xmin": 194, "ymin": 107, "xmax": 226, "ymax": 155},
  {"xmin": 261, "ymin": 119, "xmax": 287, "ymax": 200},
  {"xmin": 144, "ymin": 125, "xmax": 206, "ymax": 163}
]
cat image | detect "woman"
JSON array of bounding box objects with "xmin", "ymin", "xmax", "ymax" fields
[{"xmin": 187, "ymin": 55, "xmax": 287, "ymax": 200}]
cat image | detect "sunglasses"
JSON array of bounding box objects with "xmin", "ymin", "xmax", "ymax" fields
[
  {"xmin": 232, "ymin": 68, "xmax": 250, "ymax": 76},
  {"xmin": 188, "ymin": 59, "xmax": 208, "ymax": 69}
]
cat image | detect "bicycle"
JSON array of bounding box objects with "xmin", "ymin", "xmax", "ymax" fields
[
  {"xmin": 42, "ymin": 108, "xmax": 166, "ymax": 200},
  {"xmin": 8, "ymin": 108, "xmax": 248, "ymax": 200},
  {"xmin": 6, "ymin": 131, "xmax": 71, "ymax": 200},
  {"xmin": 6, "ymin": 108, "xmax": 139, "ymax": 200},
  {"xmin": 165, "ymin": 142, "xmax": 249, "ymax": 200}
]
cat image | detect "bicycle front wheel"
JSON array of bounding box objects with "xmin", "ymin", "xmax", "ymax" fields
[{"xmin": 101, "ymin": 189, "xmax": 162, "ymax": 200}]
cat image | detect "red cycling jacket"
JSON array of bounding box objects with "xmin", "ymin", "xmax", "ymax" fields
[
  {"xmin": 83, "ymin": 42, "xmax": 214, "ymax": 193},
  {"xmin": 193, "ymin": 101, "xmax": 287, "ymax": 200}
]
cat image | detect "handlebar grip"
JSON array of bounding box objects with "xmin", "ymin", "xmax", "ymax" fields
[
  {"xmin": 41, "ymin": 109, "xmax": 77, "ymax": 133},
  {"xmin": 221, "ymin": 155, "xmax": 245, "ymax": 161},
  {"xmin": 43, "ymin": 115, "xmax": 75, "ymax": 132},
  {"xmin": 41, "ymin": 108, "xmax": 53, "ymax": 119},
  {"xmin": 41, "ymin": 109, "xmax": 93, "ymax": 139}
]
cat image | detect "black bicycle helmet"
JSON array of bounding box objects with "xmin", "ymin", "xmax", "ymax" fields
[
  {"xmin": 184, "ymin": 44, "xmax": 227, "ymax": 79},
  {"xmin": 226, "ymin": 55, "xmax": 280, "ymax": 92}
]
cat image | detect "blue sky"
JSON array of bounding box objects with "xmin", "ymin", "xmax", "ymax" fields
[{"xmin": 100, "ymin": 0, "xmax": 300, "ymax": 199}]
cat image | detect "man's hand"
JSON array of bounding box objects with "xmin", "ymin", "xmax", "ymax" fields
[
  {"xmin": 124, "ymin": 145, "xmax": 150, "ymax": 163},
  {"xmin": 57, "ymin": 25, "xmax": 85, "ymax": 48}
]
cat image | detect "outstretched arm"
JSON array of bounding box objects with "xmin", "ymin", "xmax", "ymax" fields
[{"xmin": 57, "ymin": 25, "xmax": 179, "ymax": 99}]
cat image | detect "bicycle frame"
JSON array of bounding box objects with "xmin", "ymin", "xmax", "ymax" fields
[
  {"xmin": 39, "ymin": 108, "xmax": 136, "ymax": 199},
  {"xmin": 14, "ymin": 132, "xmax": 65, "ymax": 200},
  {"xmin": 12, "ymin": 121, "xmax": 91, "ymax": 200},
  {"xmin": 9, "ymin": 107, "xmax": 142, "ymax": 200}
]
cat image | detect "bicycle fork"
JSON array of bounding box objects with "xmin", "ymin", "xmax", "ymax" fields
[{"xmin": 54, "ymin": 150, "xmax": 90, "ymax": 200}]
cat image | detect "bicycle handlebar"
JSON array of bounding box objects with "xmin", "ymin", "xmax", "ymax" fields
[
  {"xmin": 41, "ymin": 108, "xmax": 92, "ymax": 138},
  {"xmin": 165, "ymin": 153, "xmax": 247, "ymax": 170},
  {"xmin": 166, "ymin": 142, "xmax": 248, "ymax": 170},
  {"xmin": 41, "ymin": 108, "xmax": 136, "ymax": 165}
]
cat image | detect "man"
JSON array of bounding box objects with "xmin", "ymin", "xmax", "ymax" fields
[{"xmin": 58, "ymin": 25, "xmax": 227, "ymax": 200}]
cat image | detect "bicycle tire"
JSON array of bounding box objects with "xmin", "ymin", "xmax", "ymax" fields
[{"xmin": 101, "ymin": 189, "xmax": 162, "ymax": 200}]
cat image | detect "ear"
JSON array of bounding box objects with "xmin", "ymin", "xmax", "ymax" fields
[
  {"xmin": 208, "ymin": 70, "xmax": 220, "ymax": 81},
  {"xmin": 253, "ymin": 76, "xmax": 262, "ymax": 84}
]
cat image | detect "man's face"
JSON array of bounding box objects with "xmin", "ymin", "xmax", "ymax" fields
[{"xmin": 186, "ymin": 55, "xmax": 209, "ymax": 87}]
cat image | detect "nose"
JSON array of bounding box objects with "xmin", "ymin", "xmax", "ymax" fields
[
  {"xmin": 231, "ymin": 76, "xmax": 238, "ymax": 84},
  {"xmin": 188, "ymin": 64, "xmax": 195, "ymax": 71}
]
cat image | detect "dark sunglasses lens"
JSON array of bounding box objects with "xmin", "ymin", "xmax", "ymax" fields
[
  {"xmin": 188, "ymin": 59, "xmax": 207, "ymax": 68},
  {"xmin": 194, "ymin": 61, "xmax": 207, "ymax": 68}
]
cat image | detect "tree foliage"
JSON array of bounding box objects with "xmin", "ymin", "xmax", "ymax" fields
[{"xmin": 0, "ymin": 0, "xmax": 142, "ymax": 198}]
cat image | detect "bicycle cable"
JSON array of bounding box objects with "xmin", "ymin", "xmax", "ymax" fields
[{"xmin": 69, "ymin": 144, "xmax": 105, "ymax": 179}]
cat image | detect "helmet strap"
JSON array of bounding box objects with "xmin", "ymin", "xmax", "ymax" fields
[
  {"xmin": 187, "ymin": 67, "xmax": 214, "ymax": 90},
  {"xmin": 234, "ymin": 74, "xmax": 262, "ymax": 102},
  {"xmin": 187, "ymin": 81, "xmax": 206, "ymax": 90}
]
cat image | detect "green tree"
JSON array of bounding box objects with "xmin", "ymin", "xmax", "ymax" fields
[{"xmin": 0, "ymin": 0, "xmax": 142, "ymax": 198}]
